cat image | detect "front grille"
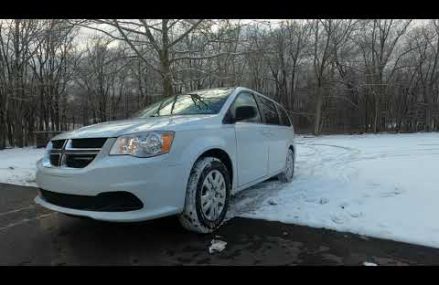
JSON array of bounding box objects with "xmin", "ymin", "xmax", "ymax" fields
[
  {"xmin": 65, "ymin": 153, "xmax": 97, "ymax": 168},
  {"xmin": 50, "ymin": 154, "xmax": 61, "ymax": 166},
  {"xmin": 49, "ymin": 138, "xmax": 107, "ymax": 168},
  {"xmin": 71, "ymin": 138, "xmax": 106, "ymax": 149},
  {"xmin": 52, "ymin": 140, "xmax": 66, "ymax": 149},
  {"xmin": 39, "ymin": 189, "xmax": 143, "ymax": 212}
]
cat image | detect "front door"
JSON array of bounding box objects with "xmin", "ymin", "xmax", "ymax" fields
[{"xmin": 230, "ymin": 92, "xmax": 269, "ymax": 187}]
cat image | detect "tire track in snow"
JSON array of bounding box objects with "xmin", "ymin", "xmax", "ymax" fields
[{"xmin": 230, "ymin": 140, "xmax": 359, "ymax": 219}]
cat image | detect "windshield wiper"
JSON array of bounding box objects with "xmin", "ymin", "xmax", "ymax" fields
[{"xmin": 187, "ymin": 93, "xmax": 210, "ymax": 109}]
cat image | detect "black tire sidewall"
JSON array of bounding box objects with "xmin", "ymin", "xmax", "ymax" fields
[
  {"xmin": 194, "ymin": 160, "xmax": 231, "ymax": 231},
  {"xmin": 279, "ymin": 148, "xmax": 295, "ymax": 182},
  {"xmin": 289, "ymin": 149, "xmax": 295, "ymax": 179}
]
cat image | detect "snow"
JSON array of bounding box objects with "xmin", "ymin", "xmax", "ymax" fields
[
  {"xmin": 363, "ymin": 262, "xmax": 378, "ymax": 266},
  {"xmin": 0, "ymin": 148, "xmax": 44, "ymax": 186},
  {"xmin": 231, "ymin": 133, "xmax": 439, "ymax": 249},
  {"xmin": 209, "ymin": 239, "xmax": 227, "ymax": 254},
  {"xmin": 2, "ymin": 133, "xmax": 439, "ymax": 249}
]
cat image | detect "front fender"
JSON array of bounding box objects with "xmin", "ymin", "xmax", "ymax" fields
[{"xmin": 173, "ymin": 127, "xmax": 237, "ymax": 192}]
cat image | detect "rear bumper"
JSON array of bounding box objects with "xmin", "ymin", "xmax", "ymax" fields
[{"xmin": 35, "ymin": 154, "xmax": 188, "ymax": 222}]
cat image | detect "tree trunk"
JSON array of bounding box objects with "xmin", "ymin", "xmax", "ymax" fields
[
  {"xmin": 313, "ymin": 84, "xmax": 323, "ymax": 135},
  {"xmin": 424, "ymin": 86, "xmax": 433, "ymax": 132},
  {"xmin": 161, "ymin": 20, "xmax": 173, "ymax": 98},
  {"xmin": 161, "ymin": 54, "xmax": 173, "ymax": 98},
  {"xmin": 0, "ymin": 112, "xmax": 5, "ymax": 149},
  {"xmin": 373, "ymin": 92, "xmax": 379, "ymax": 133}
]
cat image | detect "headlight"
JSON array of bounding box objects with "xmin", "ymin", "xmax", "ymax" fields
[{"xmin": 109, "ymin": 131, "xmax": 175, "ymax": 158}]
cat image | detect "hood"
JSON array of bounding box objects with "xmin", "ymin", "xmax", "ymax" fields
[{"xmin": 53, "ymin": 115, "xmax": 218, "ymax": 140}]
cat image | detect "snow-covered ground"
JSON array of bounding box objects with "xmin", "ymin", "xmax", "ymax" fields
[
  {"xmin": 0, "ymin": 148, "xmax": 44, "ymax": 186},
  {"xmin": 231, "ymin": 133, "xmax": 439, "ymax": 249},
  {"xmin": 1, "ymin": 133, "xmax": 439, "ymax": 249}
]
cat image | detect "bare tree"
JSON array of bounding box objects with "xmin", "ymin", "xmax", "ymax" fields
[
  {"xmin": 353, "ymin": 20, "xmax": 412, "ymax": 132},
  {"xmin": 29, "ymin": 20, "xmax": 78, "ymax": 133},
  {"xmin": 3, "ymin": 19, "xmax": 439, "ymax": 149},
  {"xmin": 0, "ymin": 19, "xmax": 45, "ymax": 147},
  {"xmin": 81, "ymin": 19, "xmax": 204, "ymax": 97},
  {"xmin": 310, "ymin": 20, "xmax": 355, "ymax": 135}
]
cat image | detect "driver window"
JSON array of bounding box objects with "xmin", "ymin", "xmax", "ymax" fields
[{"xmin": 230, "ymin": 92, "xmax": 261, "ymax": 123}]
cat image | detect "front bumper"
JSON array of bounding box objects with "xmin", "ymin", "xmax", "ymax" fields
[
  {"xmin": 35, "ymin": 153, "xmax": 187, "ymax": 222},
  {"xmin": 34, "ymin": 196, "xmax": 180, "ymax": 222}
]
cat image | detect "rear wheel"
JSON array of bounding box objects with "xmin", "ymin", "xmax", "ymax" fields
[
  {"xmin": 178, "ymin": 157, "xmax": 231, "ymax": 233},
  {"xmin": 278, "ymin": 148, "xmax": 295, "ymax": 183}
]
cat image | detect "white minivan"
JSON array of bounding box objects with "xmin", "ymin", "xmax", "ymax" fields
[{"xmin": 35, "ymin": 87, "xmax": 295, "ymax": 233}]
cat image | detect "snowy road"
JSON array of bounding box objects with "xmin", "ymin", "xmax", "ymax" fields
[
  {"xmin": 1, "ymin": 133, "xmax": 439, "ymax": 249},
  {"xmin": 231, "ymin": 133, "xmax": 439, "ymax": 249}
]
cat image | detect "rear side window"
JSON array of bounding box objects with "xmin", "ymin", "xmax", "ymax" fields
[
  {"xmin": 278, "ymin": 105, "xmax": 291, "ymax": 126},
  {"xmin": 229, "ymin": 92, "xmax": 261, "ymax": 123},
  {"xmin": 256, "ymin": 96, "xmax": 280, "ymax": 125}
]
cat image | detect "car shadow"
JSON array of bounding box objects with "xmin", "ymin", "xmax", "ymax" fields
[{"xmin": 44, "ymin": 213, "xmax": 217, "ymax": 265}]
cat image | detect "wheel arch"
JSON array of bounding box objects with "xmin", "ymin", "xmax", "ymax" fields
[
  {"xmin": 288, "ymin": 144, "xmax": 296, "ymax": 161},
  {"xmin": 196, "ymin": 148, "xmax": 234, "ymax": 187},
  {"xmin": 289, "ymin": 144, "xmax": 295, "ymax": 153}
]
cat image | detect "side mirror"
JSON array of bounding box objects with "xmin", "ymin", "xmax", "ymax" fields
[{"xmin": 235, "ymin": 106, "xmax": 257, "ymax": 122}]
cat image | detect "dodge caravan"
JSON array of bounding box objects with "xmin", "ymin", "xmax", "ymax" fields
[{"xmin": 35, "ymin": 87, "xmax": 295, "ymax": 233}]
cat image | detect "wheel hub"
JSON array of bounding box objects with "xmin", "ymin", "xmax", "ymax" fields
[{"xmin": 201, "ymin": 169, "xmax": 226, "ymax": 221}]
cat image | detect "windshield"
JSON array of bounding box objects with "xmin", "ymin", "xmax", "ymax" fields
[{"xmin": 137, "ymin": 88, "xmax": 233, "ymax": 118}]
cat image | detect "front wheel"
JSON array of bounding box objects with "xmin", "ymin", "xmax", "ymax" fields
[
  {"xmin": 178, "ymin": 157, "xmax": 231, "ymax": 233},
  {"xmin": 278, "ymin": 148, "xmax": 295, "ymax": 183}
]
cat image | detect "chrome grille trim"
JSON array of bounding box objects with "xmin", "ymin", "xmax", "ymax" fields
[{"xmin": 48, "ymin": 138, "xmax": 106, "ymax": 168}]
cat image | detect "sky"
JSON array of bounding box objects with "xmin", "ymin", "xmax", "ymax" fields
[{"xmin": 73, "ymin": 19, "xmax": 431, "ymax": 51}]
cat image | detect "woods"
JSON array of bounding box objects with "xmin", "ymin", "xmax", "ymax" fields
[{"xmin": 1, "ymin": 19, "xmax": 439, "ymax": 148}]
